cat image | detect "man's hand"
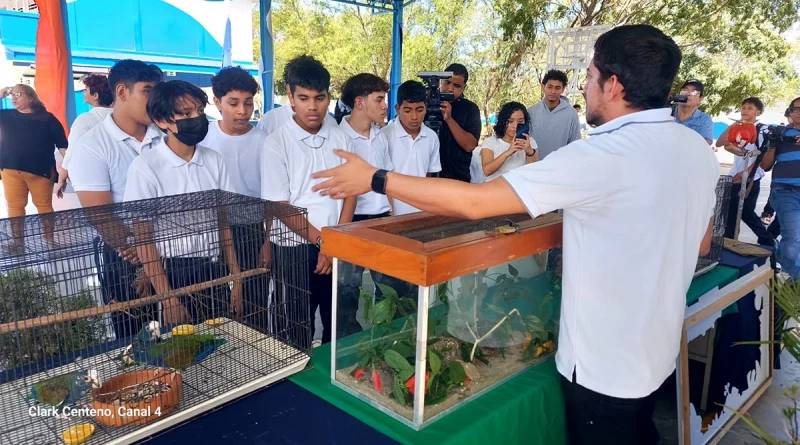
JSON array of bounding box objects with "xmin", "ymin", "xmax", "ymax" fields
[
  {"xmin": 440, "ymin": 101, "xmax": 453, "ymax": 122},
  {"xmin": 134, "ymin": 271, "xmax": 152, "ymax": 297},
  {"xmin": 312, "ymin": 150, "xmax": 377, "ymax": 199},
  {"xmin": 315, "ymin": 253, "xmax": 333, "ymax": 275},
  {"xmin": 230, "ymin": 280, "xmax": 243, "ymax": 317},
  {"xmin": 732, "ymin": 172, "xmax": 744, "ymax": 184},
  {"xmin": 163, "ymin": 298, "xmax": 191, "ymax": 326},
  {"xmin": 116, "ymin": 246, "xmax": 140, "ymax": 264}
]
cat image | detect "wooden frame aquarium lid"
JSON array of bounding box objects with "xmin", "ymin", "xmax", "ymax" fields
[{"xmin": 321, "ymin": 212, "xmax": 563, "ymax": 286}]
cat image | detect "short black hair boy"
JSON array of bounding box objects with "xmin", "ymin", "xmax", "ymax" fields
[
  {"xmin": 285, "ymin": 55, "xmax": 330, "ymax": 94},
  {"xmin": 108, "ymin": 59, "xmax": 163, "ymax": 92},
  {"xmin": 396, "ymin": 80, "xmax": 427, "ymax": 106},
  {"xmin": 542, "ymin": 70, "xmax": 568, "ymax": 88},
  {"xmin": 212, "ymin": 66, "xmax": 260, "ymax": 98},
  {"xmin": 741, "ymin": 97, "xmax": 764, "ymax": 113},
  {"xmin": 147, "ymin": 80, "xmax": 208, "ymax": 132},
  {"xmin": 444, "ymin": 63, "xmax": 469, "ymax": 83}
]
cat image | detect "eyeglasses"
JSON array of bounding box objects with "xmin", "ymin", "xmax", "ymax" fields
[
  {"xmin": 9, "ymin": 92, "xmax": 21, "ymax": 98},
  {"xmin": 790, "ymin": 107, "xmax": 800, "ymax": 113},
  {"xmin": 679, "ymin": 90, "xmax": 701, "ymax": 96}
]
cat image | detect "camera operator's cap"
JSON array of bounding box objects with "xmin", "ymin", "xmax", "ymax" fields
[{"xmin": 681, "ymin": 79, "xmax": 705, "ymax": 96}]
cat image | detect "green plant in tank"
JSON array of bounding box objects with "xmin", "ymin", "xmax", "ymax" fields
[
  {"xmin": 440, "ymin": 263, "xmax": 559, "ymax": 363},
  {"xmin": 0, "ymin": 269, "xmax": 107, "ymax": 370}
]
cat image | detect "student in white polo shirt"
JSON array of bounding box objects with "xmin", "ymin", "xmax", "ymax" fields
[
  {"xmin": 68, "ymin": 59, "xmax": 163, "ymax": 341},
  {"xmin": 310, "ymin": 25, "xmax": 719, "ymax": 445},
  {"xmin": 256, "ymin": 56, "xmax": 337, "ymax": 137},
  {"xmin": 201, "ymin": 66, "xmax": 270, "ymax": 330},
  {"xmin": 261, "ymin": 55, "xmax": 356, "ymax": 346},
  {"xmin": 334, "ymin": 73, "xmax": 407, "ymax": 335},
  {"xmin": 381, "ymin": 80, "xmax": 441, "ymax": 215},
  {"xmin": 124, "ymin": 80, "xmax": 242, "ymax": 327}
]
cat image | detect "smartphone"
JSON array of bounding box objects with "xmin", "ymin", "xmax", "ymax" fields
[{"xmin": 515, "ymin": 123, "xmax": 529, "ymax": 140}]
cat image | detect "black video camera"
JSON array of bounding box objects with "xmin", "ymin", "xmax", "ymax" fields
[
  {"xmin": 667, "ymin": 94, "xmax": 688, "ymax": 117},
  {"xmin": 764, "ymin": 124, "xmax": 796, "ymax": 151},
  {"xmin": 418, "ymin": 71, "xmax": 456, "ymax": 132}
]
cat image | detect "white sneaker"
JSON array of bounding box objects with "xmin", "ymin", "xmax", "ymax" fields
[{"xmin": 311, "ymin": 339, "xmax": 322, "ymax": 348}]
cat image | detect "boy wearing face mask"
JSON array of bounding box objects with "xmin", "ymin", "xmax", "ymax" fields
[{"xmin": 124, "ymin": 80, "xmax": 241, "ymax": 327}]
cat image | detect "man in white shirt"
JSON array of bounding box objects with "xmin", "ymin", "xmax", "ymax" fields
[
  {"xmin": 125, "ymin": 80, "xmax": 242, "ymax": 327},
  {"xmin": 381, "ymin": 81, "xmax": 442, "ymax": 216},
  {"xmin": 201, "ymin": 66, "xmax": 271, "ymax": 330},
  {"xmin": 68, "ymin": 59, "xmax": 163, "ymax": 341},
  {"xmin": 310, "ymin": 25, "xmax": 719, "ymax": 445},
  {"xmin": 257, "ymin": 56, "xmax": 337, "ymax": 136},
  {"xmin": 716, "ymin": 97, "xmax": 772, "ymax": 245},
  {"xmin": 260, "ymin": 56, "xmax": 356, "ymax": 346}
]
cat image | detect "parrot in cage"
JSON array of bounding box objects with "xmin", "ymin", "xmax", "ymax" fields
[
  {"xmin": 25, "ymin": 369, "xmax": 102, "ymax": 417},
  {"xmin": 120, "ymin": 320, "xmax": 227, "ymax": 370}
]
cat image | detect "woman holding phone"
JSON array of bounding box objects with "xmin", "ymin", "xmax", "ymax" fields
[{"xmin": 479, "ymin": 101, "xmax": 537, "ymax": 182}]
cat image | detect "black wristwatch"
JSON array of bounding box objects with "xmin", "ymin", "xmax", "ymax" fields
[
  {"xmin": 315, "ymin": 235, "xmax": 322, "ymax": 249},
  {"xmin": 371, "ymin": 169, "xmax": 388, "ymax": 195}
]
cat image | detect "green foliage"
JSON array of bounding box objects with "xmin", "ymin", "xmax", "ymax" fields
[
  {"xmin": 253, "ymin": 0, "xmax": 798, "ymax": 126},
  {"xmin": 0, "ymin": 269, "xmax": 106, "ymax": 370}
]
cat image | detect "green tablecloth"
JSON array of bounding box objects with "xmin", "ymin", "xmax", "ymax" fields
[
  {"xmin": 685, "ymin": 265, "xmax": 740, "ymax": 315},
  {"xmin": 290, "ymin": 343, "xmax": 567, "ymax": 445}
]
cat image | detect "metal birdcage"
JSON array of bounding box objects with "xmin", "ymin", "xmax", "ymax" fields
[
  {"xmin": 0, "ymin": 190, "xmax": 311, "ymax": 445},
  {"xmin": 696, "ymin": 175, "xmax": 734, "ymax": 275}
]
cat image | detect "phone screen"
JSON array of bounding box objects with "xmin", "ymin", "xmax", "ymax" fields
[{"xmin": 515, "ymin": 123, "xmax": 529, "ymax": 140}]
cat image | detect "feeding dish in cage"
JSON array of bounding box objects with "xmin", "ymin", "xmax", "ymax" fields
[
  {"xmin": 91, "ymin": 369, "xmax": 181, "ymax": 427},
  {"xmin": 323, "ymin": 212, "xmax": 562, "ymax": 430}
]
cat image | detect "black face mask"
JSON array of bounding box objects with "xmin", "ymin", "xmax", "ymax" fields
[{"xmin": 171, "ymin": 115, "xmax": 209, "ymax": 146}]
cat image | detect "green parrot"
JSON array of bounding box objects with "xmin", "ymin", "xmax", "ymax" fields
[
  {"xmin": 25, "ymin": 369, "xmax": 102, "ymax": 417},
  {"xmin": 120, "ymin": 320, "xmax": 226, "ymax": 370}
]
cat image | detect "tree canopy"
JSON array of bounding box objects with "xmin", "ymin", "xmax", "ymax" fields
[{"xmin": 253, "ymin": 0, "xmax": 799, "ymax": 125}]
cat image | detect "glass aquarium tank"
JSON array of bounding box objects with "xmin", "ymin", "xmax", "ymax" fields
[{"xmin": 322, "ymin": 212, "xmax": 563, "ymax": 430}]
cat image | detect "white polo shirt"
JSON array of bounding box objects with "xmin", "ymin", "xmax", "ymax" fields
[
  {"xmin": 123, "ymin": 141, "xmax": 236, "ymax": 258},
  {"xmin": 339, "ymin": 116, "xmax": 393, "ymax": 216},
  {"xmin": 63, "ymin": 107, "xmax": 114, "ymax": 169},
  {"xmin": 502, "ymin": 108, "xmax": 720, "ymax": 399},
  {"xmin": 200, "ymin": 121, "xmax": 268, "ymax": 198},
  {"xmin": 381, "ymin": 119, "xmax": 441, "ymax": 215},
  {"xmin": 69, "ymin": 113, "xmax": 163, "ymax": 204},
  {"xmin": 261, "ymin": 117, "xmax": 354, "ymax": 245},
  {"xmin": 256, "ymin": 104, "xmax": 338, "ymax": 136}
]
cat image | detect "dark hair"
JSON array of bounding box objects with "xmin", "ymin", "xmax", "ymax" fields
[
  {"xmin": 396, "ymin": 80, "xmax": 426, "ymax": 106},
  {"xmin": 790, "ymin": 97, "xmax": 800, "ymax": 111},
  {"xmin": 445, "ymin": 63, "xmax": 469, "ymax": 83},
  {"xmin": 285, "ymin": 55, "xmax": 330, "ymax": 94},
  {"xmin": 335, "ymin": 73, "xmax": 390, "ymax": 123},
  {"xmin": 212, "ymin": 66, "xmax": 260, "ymax": 98},
  {"xmin": 82, "ymin": 73, "xmax": 113, "ymax": 106},
  {"xmin": 542, "ymin": 70, "xmax": 568, "ymax": 87},
  {"xmin": 493, "ymin": 102, "xmax": 530, "ymax": 137},
  {"xmin": 592, "ymin": 25, "xmax": 681, "ymax": 110},
  {"xmin": 108, "ymin": 59, "xmax": 163, "ymax": 95},
  {"xmin": 573, "ymin": 104, "xmax": 582, "ymax": 110},
  {"xmin": 741, "ymin": 97, "xmax": 764, "ymax": 113},
  {"xmin": 146, "ymin": 80, "xmax": 208, "ymax": 132}
]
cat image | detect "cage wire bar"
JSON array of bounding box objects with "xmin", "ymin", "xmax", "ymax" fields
[
  {"xmin": 696, "ymin": 176, "xmax": 733, "ymax": 275},
  {"xmin": 0, "ymin": 190, "xmax": 311, "ymax": 445}
]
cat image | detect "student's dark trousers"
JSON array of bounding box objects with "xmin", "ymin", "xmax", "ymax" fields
[
  {"xmin": 561, "ymin": 371, "xmax": 659, "ymax": 445},
  {"xmin": 725, "ymin": 179, "xmax": 772, "ymax": 245},
  {"xmin": 272, "ymin": 243, "xmax": 330, "ymax": 349},
  {"xmin": 231, "ymin": 222, "xmax": 269, "ymax": 331}
]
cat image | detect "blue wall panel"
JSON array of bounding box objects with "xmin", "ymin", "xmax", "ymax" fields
[{"xmin": 68, "ymin": 0, "xmax": 138, "ymax": 52}]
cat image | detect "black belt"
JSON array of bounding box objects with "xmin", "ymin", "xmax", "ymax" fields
[
  {"xmin": 773, "ymin": 182, "xmax": 800, "ymax": 192},
  {"xmin": 353, "ymin": 211, "xmax": 391, "ymax": 222}
]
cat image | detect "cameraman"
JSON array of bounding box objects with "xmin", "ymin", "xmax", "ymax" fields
[
  {"xmin": 761, "ymin": 97, "xmax": 800, "ymax": 279},
  {"xmin": 438, "ymin": 63, "xmax": 482, "ymax": 182}
]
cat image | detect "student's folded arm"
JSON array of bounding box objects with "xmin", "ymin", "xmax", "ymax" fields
[{"xmin": 481, "ymin": 146, "xmax": 508, "ymax": 177}]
